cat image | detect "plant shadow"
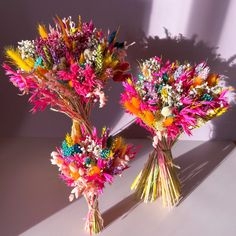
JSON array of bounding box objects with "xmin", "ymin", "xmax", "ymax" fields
[
  {"xmin": 174, "ymin": 141, "xmax": 235, "ymax": 204},
  {"xmin": 102, "ymin": 193, "xmax": 141, "ymax": 229},
  {"xmin": 102, "ymin": 140, "xmax": 235, "ymax": 227}
]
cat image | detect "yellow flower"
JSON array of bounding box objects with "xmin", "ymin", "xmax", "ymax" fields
[
  {"xmin": 112, "ymin": 137, "xmax": 123, "ymax": 151},
  {"xmin": 6, "ymin": 48, "xmax": 33, "ymax": 72},
  {"xmin": 65, "ymin": 133, "xmax": 74, "ymax": 146},
  {"xmin": 127, "ymin": 78, "xmax": 132, "ymax": 85},
  {"xmin": 215, "ymin": 107, "xmax": 227, "ymax": 117},
  {"xmin": 38, "ymin": 24, "xmax": 48, "ymax": 39},
  {"xmin": 161, "ymin": 88, "xmax": 168, "ymax": 98}
]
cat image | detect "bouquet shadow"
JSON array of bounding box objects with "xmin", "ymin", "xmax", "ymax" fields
[
  {"xmin": 101, "ymin": 141, "xmax": 153, "ymax": 228},
  {"xmin": 102, "ymin": 193, "xmax": 141, "ymax": 228},
  {"xmin": 175, "ymin": 141, "xmax": 235, "ymax": 204},
  {"xmin": 102, "ymin": 140, "xmax": 235, "ymax": 227}
]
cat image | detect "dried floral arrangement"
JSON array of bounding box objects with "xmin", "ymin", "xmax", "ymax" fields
[
  {"xmin": 121, "ymin": 56, "xmax": 230, "ymax": 207},
  {"xmin": 3, "ymin": 16, "xmax": 135, "ymax": 234}
]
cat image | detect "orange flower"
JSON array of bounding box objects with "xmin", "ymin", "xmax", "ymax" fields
[
  {"xmin": 37, "ymin": 66, "xmax": 48, "ymax": 75},
  {"xmin": 89, "ymin": 166, "xmax": 101, "ymax": 176},
  {"xmin": 193, "ymin": 76, "xmax": 203, "ymax": 86},
  {"xmin": 71, "ymin": 172, "xmax": 80, "ymax": 180},
  {"xmin": 124, "ymin": 101, "xmax": 140, "ymax": 115},
  {"xmin": 68, "ymin": 80, "xmax": 73, "ymax": 87},
  {"xmin": 169, "ymin": 75, "xmax": 175, "ymax": 83},
  {"xmin": 207, "ymin": 73, "xmax": 218, "ymax": 86},
  {"xmin": 131, "ymin": 97, "xmax": 141, "ymax": 109},
  {"xmin": 142, "ymin": 66, "xmax": 149, "ymax": 77},
  {"xmin": 56, "ymin": 158, "xmax": 64, "ymax": 165},
  {"xmin": 163, "ymin": 117, "xmax": 174, "ymax": 127},
  {"xmin": 143, "ymin": 110, "xmax": 155, "ymax": 126},
  {"xmin": 79, "ymin": 53, "xmax": 85, "ymax": 64}
]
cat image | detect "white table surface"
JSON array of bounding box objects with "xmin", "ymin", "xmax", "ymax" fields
[{"xmin": 1, "ymin": 138, "xmax": 236, "ymax": 236}]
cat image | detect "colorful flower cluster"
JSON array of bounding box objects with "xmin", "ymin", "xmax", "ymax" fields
[
  {"xmin": 51, "ymin": 127, "xmax": 135, "ymax": 201},
  {"xmin": 3, "ymin": 16, "xmax": 130, "ymax": 117},
  {"xmin": 121, "ymin": 56, "xmax": 231, "ymax": 207},
  {"xmin": 3, "ymin": 16, "xmax": 134, "ymax": 234},
  {"xmin": 121, "ymin": 57, "xmax": 230, "ymax": 140}
]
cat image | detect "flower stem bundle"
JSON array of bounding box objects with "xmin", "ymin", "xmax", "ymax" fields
[{"xmin": 132, "ymin": 137, "xmax": 180, "ymax": 207}]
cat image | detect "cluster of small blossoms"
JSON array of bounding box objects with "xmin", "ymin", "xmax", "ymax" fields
[
  {"xmin": 4, "ymin": 15, "xmax": 131, "ymax": 116},
  {"xmin": 121, "ymin": 56, "xmax": 230, "ymax": 139},
  {"xmin": 81, "ymin": 135, "xmax": 102, "ymax": 157},
  {"xmin": 51, "ymin": 128, "xmax": 135, "ymax": 199},
  {"xmin": 18, "ymin": 40, "xmax": 35, "ymax": 59}
]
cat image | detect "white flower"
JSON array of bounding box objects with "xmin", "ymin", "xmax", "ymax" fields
[
  {"xmin": 84, "ymin": 49, "xmax": 93, "ymax": 61},
  {"xmin": 94, "ymin": 89, "xmax": 107, "ymax": 108},
  {"xmin": 69, "ymin": 194, "xmax": 74, "ymax": 202},
  {"xmin": 78, "ymin": 168, "xmax": 84, "ymax": 176},
  {"xmin": 124, "ymin": 155, "xmax": 130, "ymax": 161},
  {"xmin": 161, "ymin": 106, "xmax": 172, "ymax": 117},
  {"xmin": 18, "ymin": 40, "xmax": 35, "ymax": 59},
  {"xmin": 198, "ymin": 67, "xmax": 210, "ymax": 80},
  {"xmin": 50, "ymin": 151, "xmax": 60, "ymax": 165},
  {"xmin": 155, "ymin": 119, "xmax": 165, "ymax": 132}
]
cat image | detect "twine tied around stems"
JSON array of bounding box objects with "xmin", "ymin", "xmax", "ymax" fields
[
  {"xmin": 84, "ymin": 192, "xmax": 104, "ymax": 234},
  {"xmin": 87, "ymin": 202, "xmax": 104, "ymax": 224},
  {"xmin": 159, "ymin": 148, "xmax": 180, "ymax": 169},
  {"xmin": 153, "ymin": 134, "xmax": 180, "ymax": 170}
]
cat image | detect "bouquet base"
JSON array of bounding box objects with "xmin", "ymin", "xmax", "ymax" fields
[
  {"xmin": 84, "ymin": 194, "xmax": 104, "ymax": 234},
  {"xmin": 131, "ymin": 150, "xmax": 159, "ymax": 202},
  {"xmin": 131, "ymin": 139, "xmax": 181, "ymax": 207}
]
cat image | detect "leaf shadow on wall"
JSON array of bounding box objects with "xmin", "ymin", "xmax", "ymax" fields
[{"xmin": 121, "ymin": 29, "xmax": 236, "ymax": 140}]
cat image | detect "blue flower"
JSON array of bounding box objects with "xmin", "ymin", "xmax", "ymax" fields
[
  {"xmin": 73, "ymin": 144, "xmax": 82, "ymax": 154},
  {"xmin": 201, "ymin": 94, "xmax": 213, "ymax": 101}
]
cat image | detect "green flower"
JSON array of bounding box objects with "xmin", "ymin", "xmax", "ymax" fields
[{"xmin": 162, "ymin": 73, "xmax": 169, "ymax": 83}]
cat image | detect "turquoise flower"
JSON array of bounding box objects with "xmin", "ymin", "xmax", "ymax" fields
[
  {"xmin": 62, "ymin": 141, "xmax": 82, "ymax": 157},
  {"xmin": 201, "ymin": 94, "xmax": 213, "ymax": 101},
  {"xmin": 34, "ymin": 56, "xmax": 44, "ymax": 68},
  {"xmin": 101, "ymin": 149, "xmax": 110, "ymax": 159}
]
